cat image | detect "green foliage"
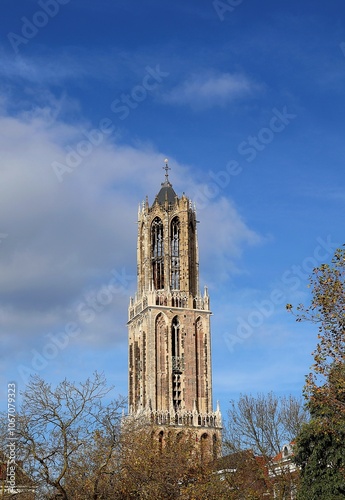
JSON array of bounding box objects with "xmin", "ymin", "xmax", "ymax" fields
[
  {"xmin": 294, "ymin": 361, "xmax": 345, "ymax": 499},
  {"xmin": 294, "ymin": 418, "xmax": 345, "ymax": 499},
  {"xmin": 289, "ymin": 246, "xmax": 345, "ymax": 498}
]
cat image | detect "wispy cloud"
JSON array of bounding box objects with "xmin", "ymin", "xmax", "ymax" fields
[
  {"xmin": 0, "ymin": 96, "xmax": 258, "ymax": 367},
  {"xmin": 162, "ymin": 72, "xmax": 259, "ymax": 109},
  {"xmin": 0, "ymin": 46, "xmax": 167, "ymax": 88},
  {"xmin": 299, "ymin": 185, "xmax": 345, "ymax": 203},
  {"xmin": 197, "ymin": 197, "xmax": 263, "ymax": 283},
  {"xmin": 0, "ymin": 51, "xmax": 85, "ymax": 84}
]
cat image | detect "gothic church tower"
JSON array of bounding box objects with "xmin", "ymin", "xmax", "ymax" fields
[{"xmin": 128, "ymin": 161, "xmax": 221, "ymax": 452}]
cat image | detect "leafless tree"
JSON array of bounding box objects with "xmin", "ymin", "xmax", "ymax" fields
[
  {"xmin": 222, "ymin": 392, "xmax": 308, "ymax": 499},
  {"xmin": 224, "ymin": 392, "xmax": 308, "ymax": 458},
  {"xmin": 13, "ymin": 372, "xmax": 125, "ymax": 500}
]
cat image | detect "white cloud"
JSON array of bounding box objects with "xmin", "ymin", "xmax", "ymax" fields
[
  {"xmin": 199, "ymin": 197, "xmax": 262, "ymax": 282},
  {"xmin": 0, "ymin": 47, "xmax": 164, "ymax": 88},
  {"xmin": 0, "ymin": 97, "xmax": 262, "ymax": 393},
  {"xmin": 0, "ymin": 48, "xmax": 91, "ymax": 84},
  {"xmin": 162, "ymin": 72, "xmax": 258, "ymax": 109}
]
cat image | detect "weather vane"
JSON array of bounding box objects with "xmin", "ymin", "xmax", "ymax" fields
[{"xmin": 163, "ymin": 158, "xmax": 171, "ymax": 183}]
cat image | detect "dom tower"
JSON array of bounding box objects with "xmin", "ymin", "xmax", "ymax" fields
[{"xmin": 128, "ymin": 161, "xmax": 221, "ymax": 454}]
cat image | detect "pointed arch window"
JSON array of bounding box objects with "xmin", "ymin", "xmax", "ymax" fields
[
  {"xmin": 171, "ymin": 217, "xmax": 180, "ymax": 290},
  {"xmin": 200, "ymin": 433, "xmax": 209, "ymax": 461},
  {"xmin": 151, "ymin": 217, "xmax": 164, "ymax": 289},
  {"xmin": 172, "ymin": 316, "xmax": 182, "ymax": 411},
  {"xmin": 155, "ymin": 313, "xmax": 167, "ymax": 411},
  {"xmin": 172, "ymin": 316, "xmax": 181, "ymax": 365}
]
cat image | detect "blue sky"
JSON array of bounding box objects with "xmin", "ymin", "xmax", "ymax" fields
[{"xmin": 1, "ymin": 0, "xmax": 345, "ymax": 416}]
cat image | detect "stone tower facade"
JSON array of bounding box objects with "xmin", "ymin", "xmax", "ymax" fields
[{"xmin": 128, "ymin": 162, "xmax": 221, "ymax": 454}]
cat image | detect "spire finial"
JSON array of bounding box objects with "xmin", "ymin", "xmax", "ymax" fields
[{"xmin": 163, "ymin": 158, "xmax": 171, "ymax": 184}]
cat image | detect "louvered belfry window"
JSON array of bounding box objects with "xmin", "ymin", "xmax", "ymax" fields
[
  {"xmin": 151, "ymin": 217, "xmax": 164, "ymax": 289},
  {"xmin": 171, "ymin": 217, "xmax": 180, "ymax": 290}
]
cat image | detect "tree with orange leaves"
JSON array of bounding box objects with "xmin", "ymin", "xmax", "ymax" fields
[{"xmin": 287, "ymin": 246, "xmax": 345, "ymax": 499}]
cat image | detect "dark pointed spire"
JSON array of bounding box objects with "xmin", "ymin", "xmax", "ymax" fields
[
  {"xmin": 163, "ymin": 158, "xmax": 171, "ymax": 185},
  {"xmin": 156, "ymin": 158, "xmax": 176, "ymax": 205}
]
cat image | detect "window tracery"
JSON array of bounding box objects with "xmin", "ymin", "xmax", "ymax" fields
[
  {"xmin": 171, "ymin": 217, "xmax": 180, "ymax": 290},
  {"xmin": 151, "ymin": 217, "xmax": 164, "ymax": 289}
]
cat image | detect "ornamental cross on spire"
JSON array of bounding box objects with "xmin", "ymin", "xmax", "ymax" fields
[{"xmin": 163, "ymin": 158, "xmax": 171, "ymax": 183}]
